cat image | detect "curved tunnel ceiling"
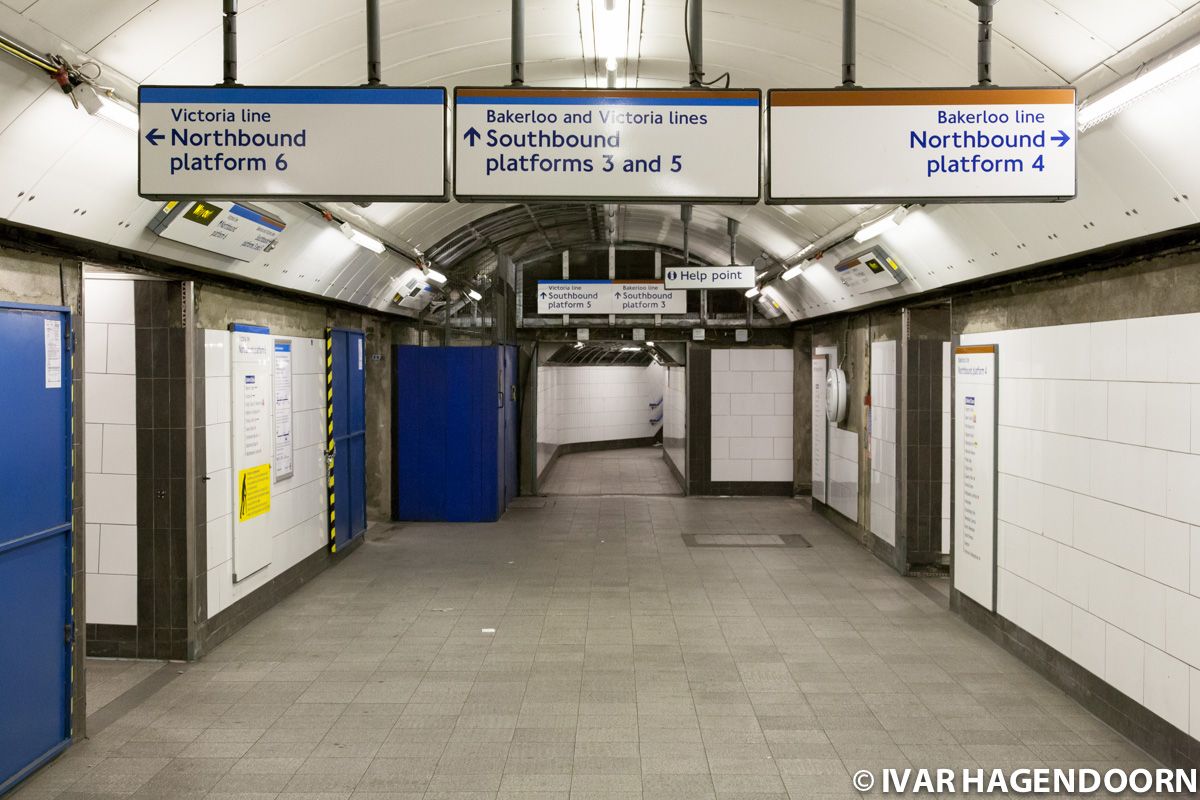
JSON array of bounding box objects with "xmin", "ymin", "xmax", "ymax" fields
[{"xmin": 0, "ymin": 1, "xmax": 1197, "ymax": 319}]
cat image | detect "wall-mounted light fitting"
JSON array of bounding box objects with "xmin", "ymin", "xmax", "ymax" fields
[
  {"xmin": 339, "ymin": 221, "xmax": 385, "ymax": 253},
  {"xmin": 853, "ymin": 206, "xmax": 908, "ymax": 243},
  {"xmin": 76, "ymin": 84, "xmax": 138, "ymax": 131},
  {"xmin": 745, "ymin": 286, "xmax": 760, "ymax": 298},
  {"xmin": 1079, "ymin": 35, "xmax": 1200, "ymax": 130},
  {"xmin": 423, "ymin": 267, "xmax": 447, "ymax": 286},
  {"xmin": 781, "ymin": 261, "xmax": 809, "ymax": 281},
  {"xmin": 467, "ymin": 288, "xmax": 483, "ymax": 302}
]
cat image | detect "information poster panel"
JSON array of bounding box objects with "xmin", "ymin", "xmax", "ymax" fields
[
  {"xmin": 139, "ymin": 86, "xmax": 448, "ymax": 201},
  {"xmin": 953, "ymin": 344, "xmax": 998, "ymax": 611},
  {"xmin": 231, "ymin": 327, "xmax": 273, "ymax": 582},
  {"xmin": 273, "ymin": 339, "xmax": 294, "ymax": 481},
  {"xmin": 455, "ymin": 87, "xmax": 761, "ymax": 202},
  {"xmin": 768, "ymin": 88, "xmax": 1076, "ymax": 203},
  {"xmin": 812, "ymin": 355, "xmax": 828, "ymax": 504}
]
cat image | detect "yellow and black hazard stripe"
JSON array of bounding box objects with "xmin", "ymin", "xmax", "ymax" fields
[{"xmin": 326, "ymin": 328, "xmax": 337, "ymax": 553}]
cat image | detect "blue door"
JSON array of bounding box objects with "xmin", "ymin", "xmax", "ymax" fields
[
  {"xmin": 0, "ymin": 303, "xmax": 73, "ymax": 795},
  {"xmin": 502, "ymin": 346, "xmax": 518, "ymax": 507},
  {"xmin": 327, "ymin": 328, "xmax": 367, "ymax": 551}
]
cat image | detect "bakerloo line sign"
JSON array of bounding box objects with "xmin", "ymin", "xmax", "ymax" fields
[{"xmin": 137, "ymin": 84, "xmax": 1077, "ymax": 204}]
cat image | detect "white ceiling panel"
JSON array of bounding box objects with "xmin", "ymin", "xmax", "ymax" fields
[{"xmin": 24, "ymin": 0, "xmax": 154, "ymax": 52}]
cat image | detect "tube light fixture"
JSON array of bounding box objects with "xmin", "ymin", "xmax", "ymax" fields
[
  {"xmin": 467, "ymin": 288, "xmax": 483, "ymax": 302},
  {"xmin": 745, "ymin": 286, "xmax": 760, "ymax": 298},
  {"xmin": 423, "ymin": 267, "xmax": 448, "ymax": 286},
  {"xmin": 645, "ymin": 341, "xmax": 655, "ymax": 347},
  {"xmin": 620, "ymin": 346, "xmax": 642, "ymax": 352},
  {"xmin": 781, "ymin": 261, "xmax": 808, "ymax": 281},
  {"xmin": 1078, "ymin": 36, "xmax": 1200, "ymax": 130},
  {"xmin": 853, "ymin": 207, "xmax": 908, "ymax": 243},
  {"xmin": 339, "ymin": 221, "xmax": 385, "ymax": 253},
  {"xmin": 76, "ymin": 84, "xmax": 138, "ymax": 132},
  {"xmin": 596, "ymin": 0, "xmax": 625, "ymax": 75}
]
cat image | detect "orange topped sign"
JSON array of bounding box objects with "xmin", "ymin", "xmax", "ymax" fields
[{"xmin": 767, "ymin": 87, "xmax": 1077, "ymax": 204}]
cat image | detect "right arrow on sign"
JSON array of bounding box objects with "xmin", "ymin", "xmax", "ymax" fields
[{"xmin": 1051, "ymin": 130, "xmax": 1071, "ymax": 147}]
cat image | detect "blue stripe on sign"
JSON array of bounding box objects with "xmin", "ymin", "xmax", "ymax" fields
[
  {"xmin": 230, "ymin": 203, "xmax": 286, "ymax": 232},
  {"xmin": 274, "ymin": 342, "xmax": 291, "ymax": 353},
  {"xmin": 539, "ymin": 280, "xmax": 612, "ymax": 285},
  {"xmin": 230, "ymin": 323, "xmax": 270, "ymax": 334},
  {"xmin": 457, "ymin": 96, "xmax": 758, "ymax": 107},
  {"xmin": 140, "ymin": 87, "xmax": 445, "ymax": 105}
]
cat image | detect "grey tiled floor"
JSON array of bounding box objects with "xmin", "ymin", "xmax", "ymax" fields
[
  {"xmin": 18, "ymin": 497, "xmax": 1158, "ymax": 799},
  {"xmin": 85, "ymin": 660, "xmax": 167, "ymax": 714},
  {"xmin": 541, "ymin": 448, "xmax": 683, "ymax": 496}
]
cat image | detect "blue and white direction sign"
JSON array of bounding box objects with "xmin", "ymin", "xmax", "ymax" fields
[
  {"xmin": 768, "ymin": 88, "xmax": 1077, "ymax": 203},
  {"xmin": 455, "ymin": 88, "xmax": 761, "ymax": 202},
  {"xmin": 663, "ymin": 265, "xmax": 756, "ymax": 290},
  {"xmin": 537, "ymin": 280, "xmax": 685, "ymax": 315},
  {"xmin": 138, "ymin": 86, "xmax": 448, "ymax": 201}
]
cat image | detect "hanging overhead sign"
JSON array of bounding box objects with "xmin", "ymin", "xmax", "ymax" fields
[
  {"xmin": 454, "ymin": 87, "xmax": 761, "ymax": 203},
  {"xmin": 138, "ymin": 86, "xmax": 448, "ymax": 201},
  {"xmin": 536, "ymin": 280, "xmax": 685, "ymax": 315},
  {"xmin": 768, "ymin": 88, "xmax": 1077, "ymax": 203},
  {"xmin": 663, "ymin": 265, "xmax": 756, "ymax": 290}
]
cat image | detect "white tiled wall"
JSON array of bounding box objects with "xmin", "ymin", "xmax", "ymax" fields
[
  {"xmin": 711, "ymin": 349, "xmax": 794, "ymax": 483},
  {"xmin": 870, "ymin": 341, "xmax": 897, "ymax": 546},
  {"xmin": 536, "ymin": 366, "xmax": 560, "ymax": 477},
  {"xmin": 537, "ymin": 365, "xmax": 661, "ymax": 447},
  {"xmin": 203, "ymin": 330, "xmax": 328, "ymax": 619},
  {"xmin": 942, "ymin": 342, "xmax": 952, "ymax": 554},
  {"xmin": 83, "ymin": 276, "xmax": 137, "ymax": 626},
  {"xmin": 962, "ymin": 315, "xmax": 1200, "ymax": 740},
  {"xmin": 664, "ymin": 365, "xmax": 686, "ymax": 478}
]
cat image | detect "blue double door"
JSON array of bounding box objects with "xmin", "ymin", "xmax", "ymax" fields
[
  {"xmin": 393, "ymin": 345, "xmax": 518, "ymax": 522},
  {"xmin": 0, "ymin": 304, "xmax": 73, "ymax": 794},
  {"xmin": 328, "ymin": 328, "xmax": 368, "ymax": 551}
]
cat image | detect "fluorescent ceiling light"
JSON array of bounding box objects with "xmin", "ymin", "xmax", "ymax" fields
[
  {"xmin": 781, "ymin": 262, "xmax": 808, "ymax": 281},
  {"xmin": 645, "ymin": 341, "xmax": 655, "ymax": 347},
  {"xmin": 1079, "ymin": 36, "xmax": 1200, "ymax": 130},
  {"xmin": 467, "ymin": 289, "xmax": 483, "ymax": 301},
  {"xmin": 424, "ymin": 267, "xmax": 447, "ymax": 285},
  {"xmin": 620, "ymin": 346, "xmax": 642, "ymax": 352},
  {"xmin": 745, "ymin": 286, "xmax": 760, "ymax": 298},
  {"xmin": 854, "ymin": 207, "xmax": 908, "ymax": 243},
  {"xmin": 77, "ymin": 85, "xmax": 138, "ymax": 132},
  {"xmin": 339, "ymin": 221, "xmax": 385, "ymax": 253},
  {"xmin": 595, "ymin": 0, "xmax": 627, "ymax": 77}
]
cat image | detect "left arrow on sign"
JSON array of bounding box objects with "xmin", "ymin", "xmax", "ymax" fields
[
  {"xmin": 463, "ymin": 127, "xmax": 482, "ymax": 147},
  {"xmin": 145, "ymin": 128, "xmax": 165, "ymax": 146}
]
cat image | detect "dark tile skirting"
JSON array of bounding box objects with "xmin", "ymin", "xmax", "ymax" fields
[{"xmin": 953, "ymin": 590, "xmax": 1200, "ymax": 770}]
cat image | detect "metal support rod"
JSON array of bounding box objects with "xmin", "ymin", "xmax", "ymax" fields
[
  {"xmin": 511, "ymin": 0, "xmax": 524, "ymax": 86},
  {"xmin": 0, "ymin": 31, "xmax": 56, "ymax": 73},
  {"xmin": 222, "ymin": 0, "xmax": 238, "ymax": 86},
  {"xmin": 365, "ymin": 0, "xmax": 382, "ymax": 85},
  {"xmin": 972, "ymin": 0, "xmax": 997, "ymax": 87},
  {"xmin": 842, "ymin": 0, "xmax": 856, "ymax": 87},
  {"xmin": 687, "ymin": 0, "xmax": 703, "ymax": 87},
  {"xmin": 726, "ymin": 218, "xmax": 739, "ymax": 265}
]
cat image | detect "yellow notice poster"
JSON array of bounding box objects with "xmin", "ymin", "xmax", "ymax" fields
[{"xmin": 238, "ymin": 464, "xmax": 271, "ymax": 522}]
